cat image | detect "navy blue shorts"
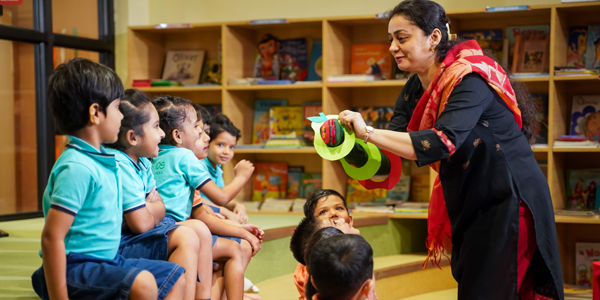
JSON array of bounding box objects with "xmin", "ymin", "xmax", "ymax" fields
[
  {"xmin": 119, "ymin": 215, "xmax": 180, "ymax": 261},
  {"xmin": 31, "ymin": 252, "xmax": 184, "ymax": 300},
  {"xmin": 208, "ymin": 204, "xmax": 221, "ymax": 214},
  {"xmin": 212, "ymin": 235, "xmax": 241, "ymax": 246}
]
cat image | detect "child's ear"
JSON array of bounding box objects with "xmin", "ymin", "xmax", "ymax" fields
[
  {"xmin": 89, "ymin": 103, "xmax": 101, "ymax": 125},
  {"xmin": 358, "ymin": 278, "xmax": 375, "ymax": 299},
  {"xmin": 126, "ymin": 130, "xmax": 138, "ymax": 146},
  {"xmin": 348, "ymin": 215, "xmax": 354, "ymax": 227},
  {"xmin": 172, "ymin": 128, "xmax": 182, "ymax": 145}
]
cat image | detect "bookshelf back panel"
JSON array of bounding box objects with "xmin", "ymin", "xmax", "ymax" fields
[
  {"xmin": 324, "ymin": 22, "xmax": 352, "ymax": 77},
  {"xmin": 128, "ymin": 30, "xmax": 166, "ymax": 83},
  {"xmin": 351, "ymin": 24, "xmax": 390, "ymax": 45},
  {"xmin": 164, "ymin": 30, "xmax": 222, "ymax": 63},
  {"xmin": 143, "ymin": 90, "xmax": 222, "ymax": 105},
  {"xmin": 449, "ymin": 9, "xmax": 551, "ymax": 33},
  {"xmin": 350, "ymin": 86, "xmax": 405, "ymax": 108}
]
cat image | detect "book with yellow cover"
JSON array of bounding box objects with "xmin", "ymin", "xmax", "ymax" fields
[
  {"xmin": 351, "ymin": 44, "xmax": 392, "ymax": 80},
  {"xmin": 269, "ymin": 106, "xmax": 303, "ymax": 136}
]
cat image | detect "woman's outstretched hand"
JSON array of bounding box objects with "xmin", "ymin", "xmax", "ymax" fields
[{"xmin": 338, "ymin": 110, "xmax": 367, "ymax": 139}]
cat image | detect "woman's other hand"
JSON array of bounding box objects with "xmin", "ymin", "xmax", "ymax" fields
[{"xmin": 339, "ymin": 110, "xmax": 367, "ymax": 139}]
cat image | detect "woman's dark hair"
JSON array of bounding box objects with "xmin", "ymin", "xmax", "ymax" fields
[
  {"xmin": 106, "ymin": 89, "xmax": 152, "ymax": 151},
  {"xmin": 303, "ymin": 227, "xmax": 345, "ymax": 300},
  {"xmin": 48, "ymin": 58, "xmax": 124, "ymax": 135},
  {"xmin": 303, "ymin": 189, "xmax": 348, "ymax": 217},
  {"xmin": 209, "ymin": 114, "xmax": 241, "ymax": 142},
  {"xmin": 192, "ymin": 103, "xmax": 211, "ymax": 125},
  {"xmin": 387, "ymin": 0, "xmax": 538, "ymax": 142},
  {"xmin": 152, "ymin": 95, "xmax": 194, "ymax": 146},
  {"xmin": 307, "ymin": 234, "xmax": 373, "ymax": 300},
  {"xmin": 290, "ymin": 216, "xmax": 322, "ymax": 265}
]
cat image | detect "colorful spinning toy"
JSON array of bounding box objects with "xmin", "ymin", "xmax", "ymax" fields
[{"xmin": 308, "ymin": 113, "xmax": 403, "ymax": 190}]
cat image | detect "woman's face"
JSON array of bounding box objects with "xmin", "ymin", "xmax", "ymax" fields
[{"xmin": 388, "ymin": 15, "xmax": 437, "ymax": 75}]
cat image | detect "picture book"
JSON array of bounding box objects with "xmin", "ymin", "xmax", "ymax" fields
[
  {"xmin": 199, "ymin": 59, "xmax": 221, "ymax": 84},
  {"xmin": 575, "ymin": 243, "xmax": 600, "ymax": 287},
  {"xmin": 351, "ymin": 44, "xmax": 392, "ymax": 80},
  {"xmin": 532, "ymin": 94, "xmax": 549, "ymax": 144},
  {"xmin": 386, "ymin": 160, "xmax": 412, "ymax": 201},
  {"xmin": 269, "ymin": 106, "xmax": 303, "ymax": 137},
  {"xmin": 301, "ymin": 173, "xmax": 322, "ymax": 199},
  {"xmin": 302, "ymin": 102, "xmax": 322, "ymax": 144},
  {"xmin": 254, "ymin": 34, "xmax": 281, "ymax": 80},
  {"xmin": 352, "ymin": 107, "xmax": 394, "ymax": 129},
  {"xmin": 279, "ymin": 38, "xmax": 308, "ymax": 82},
  {"xmin": 162, "ymin": 50, "xmax": 206, "ymax": 85},
  {"xmin": 566, "ymin": 170, "xmax": 600, "ymax": 211},
  {"xmin": 517, "ymin": 34, "xmax": 549, "ymax": 73},
  {"xmin": 307, "ymin": 40, "xmax": 323, "ymax": 81},
  {"xmin": 252, "ymin": 99, "xmax": 288, "ymax": 144},
  {"xmin": 570, "ymin": 95, "xmax": 600, "ymax": 142},
  {"xmin": 252, "ymin": 162, "xmax": 288, "ymax": 201},
  {"xmin": 459, "ymin": 29, "xmax": 504, "ymax": 62},
  {"xmin": 567, "ymin": 27, "xmax": 588, "ymax": 67},
  {"xmin": 346, "ymin": 178, "xmax": 387, "ymax": 204},
  {"xmin": 505, "ymin": 25, "xmax": 550, "ymax": 69},
  {"xmin": 287, "ymin": 166, "xmax": 304, "ymax": 199},
  {"xmin": 585, "ymin": 24, "xmax": 600, "ymax": 71}
]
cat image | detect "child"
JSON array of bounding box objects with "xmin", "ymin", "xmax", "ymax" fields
[
  {"xmin": 202, "ymin": 113, "xmax": 249, "ymax": 224},
  {"xmin": 151, "ymin": 95, "xmax": 259, "ymax": 300},
  {"xmin": 304, "ymin": 189, "xmax": 353, "ymax": 228},
  {"xmin": 31, "ymin": 58, "xmax": 186, "ymax": 300},
  {"xmin": 105, "ymin": 89, "xmax": 213, "ymax": 300},
  {"xmin": 307, "ymin": 234, "xmax": 376, "ymax": 300}
]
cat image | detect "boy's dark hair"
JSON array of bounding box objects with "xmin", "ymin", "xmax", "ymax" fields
[
  {"xmin": 48, "ymin": 58, "xmax": 124, "ymax": 135},
  {"xmin": 192, "ymin": 103, "xmax": 211, "ymax": 125},
  {"xmin": 152, "ymin": 95, "xmax": 194, "ymax": 146},
  {"xmin": 209, "ymin": 113, "xmax": 241, "ymax": 142},
  {"xmin": 303, "ymin": 189, "xmax": 348, "ymax": 217},
  {"xmin": 290, "ymin": 216, "xmax": 322, "ymax": 265},
  {"xmin": 304, "ymin": 227, "xmax": 345, "ymax": 300},
  {"xmin": 308, "ymin": 234, "xmax": 374, "ymax": 300},
  {"xmin": 106, "ymin": 89, "xmax": 152, "ymax": 151}
]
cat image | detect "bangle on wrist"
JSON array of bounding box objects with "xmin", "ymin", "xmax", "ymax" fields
[{"xmin": 364, "ymin": 126, "xmax": 374, "ymax": 144}]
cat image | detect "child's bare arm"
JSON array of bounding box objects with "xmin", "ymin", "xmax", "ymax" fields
[
  {"xmin": 225, "ymin": 201, "xmax": 248, "ymax": 224},
  {"xmin": 42, "ymin": 209, "xmax": 75, "ymax": 300},
  {"xmin": 124, "ymin": 189, "xmax": 165, "ymax": 234},
  {"xmin": 200, "ymin": 160, "xmax": 254, "ymax": 206}
]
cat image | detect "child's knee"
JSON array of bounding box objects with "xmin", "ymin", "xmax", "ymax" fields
[
  {"xmin": 170, "ymin": 273, "xmax": 187, "ymax": 295},
  {"xmin": 172, "ymin": 226, "xmax": 200, "ymax": 252},
  {"xmin": 240, "ymin": 240, "xmax": 252, "ymax": 258},
  {"xmin": 130, "ymin": 270, "xmax": 158, "ymax": 299}
]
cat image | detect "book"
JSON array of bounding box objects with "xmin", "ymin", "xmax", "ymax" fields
[
  {"xmin": 346, "ymin": 178, "xmax": 387, "ymax": 205},
  {"xmin": 532, "ymin": 94, "xmax": 549, "ymax": 144},
  {"xmin": 386, "ymin": 176, "xmax": 411, "ymax": 201},
  {"xmin": 254, "ymin": 34, "xmax": 281, "ymax": 80},
  {"xmin": 328, "ymin": 74, "xmax": 382, "ymax": 82},
  {"xmin": 575, "ymin": 243, "xmax": 600, "ymax": 287},
  {"xmin": 585, "ymin": 24, "xmax": 600, "ymax": 72},
  {"xmin": 252, "ymin": 162, "xmax": 288, "ymax": 201},
  {"xmin": 269, "ymin": 106, "xmax": 303, "ymax": 137},
  {"xmin": 301, "ymin": 173, "xmax": 322, "ymax": 199},
  {"xmin": 279, "ymin": 37, "xmax": 309, "ymax": 82},
  {"xmin": 161, "ymin": 50, "xmax": 206, "ymax": 85},
  {"xmin": 307, "ymin": 40, "xmax": 323, "ymax": 81},
  {"xmin": 458, "ymin": 29, "xmax": 504, "ymax": 62},
  {"xmin": 199, "ymin": 59, "xmax": 221, "ymax": 84},
  {"xmin": 287, "ymin": 166, "xmax": 304, "ymax": 199},
  {"xmin": 351, "ymin": 44, "xmax": 392, "ymax": 79},
  {"xmin": 252, "ymin": 99, "xmax": 288, "ymax": 144},
  {"xmin": 517, "ymin": 34, "xmax": 550, "ymax": 73},
  {"xmin": 553, "ymin": 140, "xmax": 600, "ymax": 148},
  {"xmin": 352, "ymin": 107, "xmax": 394, "ymax": 130},
  {"xmin": 566, "ymin": 170, "xmax": 600, "ymax": 211},
  {"xmin": 263, "ymin": 138, "xmax": 306, "ymax": 148},
  {"xmin": 570, "ymin": 95, "xmax": 600, "ymax": 142},
  {"xmin": 302, "ymin": 102, "xmax": 322, "ymax": 144},
  {"xmin": 505, "ymin": 25, "xmax": 550, "ymax": 70},
  {"xmin": 567, "ymin": 27, "xmax": 588, "ymax": 67},
  {"xmin": 132, "ymin": 79, "xmax": 151, "ymax": 87}
]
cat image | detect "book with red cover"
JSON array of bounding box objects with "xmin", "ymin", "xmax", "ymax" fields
[
  {"xmin": 252, "ymin": 162, "xmax": 288, "ymax": 201},
  {"xmin": 350, "ymin": 44, "xmax": 392, "ymax": 80}
]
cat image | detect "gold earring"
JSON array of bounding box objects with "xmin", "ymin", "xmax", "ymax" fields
[{"xmin": 430, "ymin": 45, "xmax": 435, "ymax": 52}]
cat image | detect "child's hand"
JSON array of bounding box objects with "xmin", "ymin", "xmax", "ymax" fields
[
  {"xmin": 145, "ymin": 189, "xmax": 161, "ymax": 203},
  {"xmin": 215, "ymin": 213, "xmax": 226, "ymax": 220},
  {"xmin": 242, "ymin": 223, "xmax": 264, "ymax": 243},
  {"xmin": 234, "ymin": 160, "xmax": 255, "ymax": 180},
  {"xmin": 234, "ymin": 203, "xmax": 248, "ymax": 224},
  {"xmin": 245, "ymin": 233, "xmax": 262, "ymax": 256}
]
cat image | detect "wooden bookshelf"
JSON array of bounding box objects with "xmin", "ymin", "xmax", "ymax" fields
[{"xmin": 128, "ymin": 2, "xmax": 600, "ymax": 284}]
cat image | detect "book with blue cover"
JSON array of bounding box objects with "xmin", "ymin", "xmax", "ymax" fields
[
  {"xmin": 307, "ymin": 40, "xmax": 323, "ymax": 81},
  {"xmin": 279, "ymin": 38, "xmax": 308, "ymax": 82},
  {"xmin": 585, "ymin": 24, "xmax": 600, "ymax": 71},
  {"xmin": 567, "ymin": 27, "xmax": 587, "ymax": 67}
]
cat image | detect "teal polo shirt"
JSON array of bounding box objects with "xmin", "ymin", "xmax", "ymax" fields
[
  {"xmin": 153, "ymin": 145, "xmax": 211, "ymax": 222},
  {"xmin": 106, "ymin": 149, "xmax": 156, "ymax": 213},
  {"xmin": 42, "ymin": 136, "xmax": 122, "ymax": 260},
  {"xmin": 200, "ymin": 158, "xmax": 224, "ymax": 200}
]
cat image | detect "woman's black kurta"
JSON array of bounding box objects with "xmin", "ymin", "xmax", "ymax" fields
[{"xmin": 389, "ymin": 74, "xmax": 564, "ymax": 300}]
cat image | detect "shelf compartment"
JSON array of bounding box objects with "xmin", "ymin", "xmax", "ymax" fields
[
  {"xmin": 552, "ymin": 147, "xmax": 600, "ymax": 152},
  {"xmin": 234, "ymin": 147, "xmax": 317, "ymax": 154},
  {"xmin": 326, "ymin": 80, "xmax": 408, "ymax": 88},
  {"xmin": 553, "ymin": 74, "xmax": 599, "ymax": 81},
  {"xmin": 138, "ymin": 86, "xmax": 222, "ymax": 93},
  {"xmin": 226, "ymin": 83, "xmax": 322, "ymax": 91}
]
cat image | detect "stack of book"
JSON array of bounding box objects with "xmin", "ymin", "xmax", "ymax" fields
[
  {"xmin": 555, "ymin": 66, "xmax": 597, "ymax": 77},
  {"xmin": 553, "ymin": 135, "xmax": 600, "ymax": 148}
]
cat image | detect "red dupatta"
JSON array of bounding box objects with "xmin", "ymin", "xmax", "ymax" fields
[{"xmin": 407, "ymin": 40, "xmax": 522, "ymax": 268}]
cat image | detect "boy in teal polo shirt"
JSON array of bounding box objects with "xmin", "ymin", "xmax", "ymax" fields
[{"xmin": 31, "ymin": 58, "xmax": 186, "ymax": 300}]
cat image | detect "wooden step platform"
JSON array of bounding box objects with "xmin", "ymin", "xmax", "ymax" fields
[{"xmin": 399, "ymin": 288, "xmax": 458, "ymax": 300}]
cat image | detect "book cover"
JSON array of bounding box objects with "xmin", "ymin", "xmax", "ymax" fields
[
  {"xmin": 532, "ymin": 94, "xmax": 549, "ymax": 144},
  {"xmin": 287, "ymin": 166, "xmax": 304, "ymax": 199},
  {"xmin": 346, "ymin": 178, "xmax": 387, "ymax": 205},
  {"xmin": 505, "ymin": 25, "xmax": 550, "ymax": 69},
  {"xmin": 567, "ymin": 27, "xmax": 588, "ymax": 67},
  {"xmin": 459, "ymin": 29, "xmax": 504, "ymax": 62},
  {"xmin": 199, "ymin": 59, "xmax": 221, "ymax": 84},
  {"xmin": 387, "ymin": 160, "xmax": 412, "ymax": 201},
  {"xmin": 302, "ymin": 102, "xmax": 322, "ymax": 143},
  {"xmin": 269, "ymin": 106, "xmax": 303, "ymax": 136},
  {"xmin": 575, "ymin": 243, "xmax": 600, "ymax": 287},
  {"xmin": 517, "ymin": 34, "xmax": 550, "ymax": 73},
  {"xmin": 585, "ymin": 24, "xmax": 600, "ymax": 71},
  {"xmin": 162, "ymin": 50, "xmax": 206, "ymax": 84},
  {"xmin": 301, "ymin": 173, "xmax": 322, "ymax": 199},
  {"xmin": 252, "ymin": 162, "xmax": 288, "ymax": 201},
  {"xmin": 351, "ymin": 44, "xmax": 392, "ymax": 80},
  {"xmin": 252, "ymin": 99, "xmax": 288, "ymax": 144},
  {"xmin": 279, "ymin": 37, "xmax": 308, "ymax": 82},
  {"xmin": 352, "ymin": 107, "xmax": 395, "ymax": 129},
  {"xmin": 307, "ymin": 40, "xmax": 323, "ymax": 81},
  {"xmin": 254, "ymin": 34, "xmax": 281, "ymax": 80},
  {"xmin": 566, "ymin": 170, "xmax": 600, "ymax": 211},
  {"xmin": 570, "ymin": 95, "xmax": 600, "ymax": 142}
]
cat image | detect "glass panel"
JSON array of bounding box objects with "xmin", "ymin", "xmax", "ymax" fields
[
  {"xmin": 0, "ymin": 41, "xmax": 37, "ymax": 214},
  {"xmin": 0, "ymin": 1, "xmax": 35, "ymax": 29},
  {"xmin": 52, "ymin": 0, "xmax": 99, "ymax": 39}
]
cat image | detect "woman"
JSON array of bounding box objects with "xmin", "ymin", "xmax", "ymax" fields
[{"xmin": 338, "ymin": 0, "xmax": 563, "ymax": 299}]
